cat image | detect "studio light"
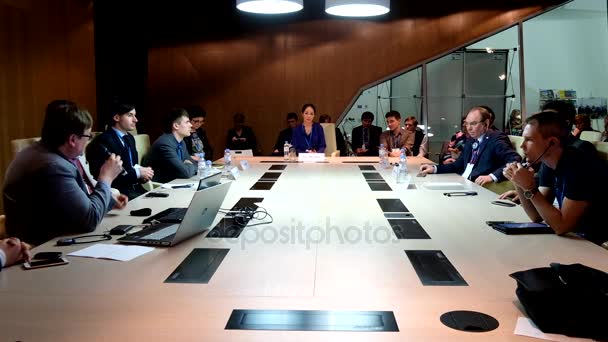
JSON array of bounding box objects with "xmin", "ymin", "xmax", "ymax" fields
[
  {"xmin": 325, "ymin": 0, "xmax": 390, "ymax": 17},
  {"xmin": 236, "ymin": 0, "xmax": 303, "ymax": 14}
]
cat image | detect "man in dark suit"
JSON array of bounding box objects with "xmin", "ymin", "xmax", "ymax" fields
[
  {"xmin": 351, "ymin": 111, "xmax": 382, "ymax": 156},
  {"xmin": 272, "ymin": 112, "xmax": 298, "ymax": 155},
  {"xmin": 145, "ymin": 108, "xmax": 197, "ymax": 183},
  {"xmin": 3, "ymin": 100, "xmax": 126, "ymax": 245},
  {"xmin": 87, "ymin": 102, "xmax": 154, "ymax": 199},
  {"xmin": 419, "ymin": 106, "xmax": 521, "ymax": 185}
]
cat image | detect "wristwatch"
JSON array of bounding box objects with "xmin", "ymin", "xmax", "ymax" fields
[{"xmin": 523, "ymin": 187, "xmax": 539, "ymax": 200}]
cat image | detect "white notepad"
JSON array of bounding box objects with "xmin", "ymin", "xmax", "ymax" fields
[{"xmin": 68, "ymin": 244, "xmax": 154, "ymax": 262}]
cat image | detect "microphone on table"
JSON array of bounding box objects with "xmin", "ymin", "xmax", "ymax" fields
[{"xmin": 100, "ymin": 144, "xmax": 127, "ymax": 176}]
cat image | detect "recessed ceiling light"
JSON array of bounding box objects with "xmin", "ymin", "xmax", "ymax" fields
[
  {"xmin": 325, "ymin": 0, "xmax": 390, "ymax": 17},
  {"xmin": 236, "ymin": 0, "xmax": 303, "ymax": 14}
]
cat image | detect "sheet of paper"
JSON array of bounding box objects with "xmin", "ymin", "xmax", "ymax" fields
[
  {"xmin": 160, "ymin": 182, "xmax": 195, "ymax": 189},
  {"xmin": 514, "ymin": 317, "xmax": 593, "ymax": 342},
  {"xmin": 68, "ymin": 244, "xmax": 154, "ymax": 262},
  {"xmin": 462, "ymin": 163, "xmax": 474, "ymax": 180}
]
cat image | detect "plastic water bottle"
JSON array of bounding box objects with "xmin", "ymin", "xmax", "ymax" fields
[
  {"xmin": 205, "ymin": 160, "xmax": 213, "ymax": 176},
  {"xmin": 224, "ymin": 149, "xmax": 232, "ymax": 170},
  {"xmin": 379, "ymin": 144, "xmax": 386, "ymax": 168},
  {"xmin": 197, "ymin": 158, "xmax": 206, "ymax": 178},
  {"xmin": 397, "ymin": 148, "xmax": 408, "ymax": 183},
  {"xmin": 283, "ymin": 141, "xmax": 290, "ymax": 160}
]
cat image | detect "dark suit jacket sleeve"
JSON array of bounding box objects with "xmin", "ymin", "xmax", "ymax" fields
[
  {"xmin": 87, "ymin": 131, "xmax": 139, "ymax": 189},
  {"xmin": 351, "ymin": 126, "xmax": 362, "ymax": 150},
  {"xmin": 158, "ymin": 138, "xmax": 197, "ymax": 179},
  {"xmin": 490, "ymin": 134, "xmax": 522, "ymax": 181}
]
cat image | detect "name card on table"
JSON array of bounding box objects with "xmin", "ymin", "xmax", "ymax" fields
[
  {"xmin": 239, "ymin": 160, "xmax": 250, "ymax": 171},
  {"xmin": 298, "ymin": 153, "xmax": 326, "ymax": 163},
  {"xmin": 229, "ymin": 167, "xmax": 241, "ymax": 180}
]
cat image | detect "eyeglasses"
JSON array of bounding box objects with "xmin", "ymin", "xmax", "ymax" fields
[
  {"xmin": 79, "ymin": 134, "xmax": 92, "ymax": 139},
  {"xmin": 404, "ymin": 123, "xmax": 414, "ymax": 127},
  {"xmin": 191, "ymin": 119, "xmax": 204, "ymax": 124},
  {"xmin": 463, "ymin": 121, "xmax": 484, "ymax": 127}
]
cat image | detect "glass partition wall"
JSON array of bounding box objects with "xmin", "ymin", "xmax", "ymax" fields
[{"xmin": 337, "ymin": 0, "xmax": 607, "ymax": 160}]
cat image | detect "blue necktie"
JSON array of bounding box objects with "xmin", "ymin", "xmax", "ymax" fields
[
  {"xmin": 121, "ymin": 135, "xmax": 133, "ymax": 166},
  {"xmin": 176, "ymin": 142, "xmax": 183, "ymax": 160}
]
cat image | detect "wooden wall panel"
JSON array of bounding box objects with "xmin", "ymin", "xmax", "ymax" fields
[
  {"xmin": 146, "ymin": 7, "xmax": 549, "ymax": 158},
  {"xmin": 0, "ymin": 0, "xmax": 96, "ymax": 213}
]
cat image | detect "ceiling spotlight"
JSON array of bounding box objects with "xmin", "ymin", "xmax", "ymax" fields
[
  {"xmin": 325, "ymin": 0, "xmax": 390, "ymax": 17},
  {"xmin": 485, "ymin": 47, "xmax": 494, "ymax": 54},
  {"xmin": 498, "ymin": 74, "xmax": 506, "ymax": 81},
  {"xmin": 236, "ymin": 0, "xmax": 303, "ymax": 14}
]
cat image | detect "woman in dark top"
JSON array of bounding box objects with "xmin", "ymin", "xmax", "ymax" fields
[
  {"xmin": 184, "ymin": 105, "xmax": 213, "ymax": 160},
  {"xmin": 292, "ymin": 103, "xmax": 326, "ymax": 153},
  {"xmin": 225, "ymin": 112, "xmax": 258, "ymax": 154}
]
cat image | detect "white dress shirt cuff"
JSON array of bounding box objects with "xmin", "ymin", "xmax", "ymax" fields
[
  {"xmin": 489, "ymin": 173, "xmax": 498, "ymax": 182},
  {"xmin": 0, "ymin": 248, "xmax": 6, "ymax": 268},
  {"xmin": 134, "ymin": 164, "xmax": 141, "ymax": 178}
]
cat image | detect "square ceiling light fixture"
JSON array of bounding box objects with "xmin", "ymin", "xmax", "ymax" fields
[
  {"xmin": 325, "ymin": 0, "xmax": 390, "ymax": 17},
  {"xmin": 236, "ymin": 0, "xmax": 303, "ymax": 14}
]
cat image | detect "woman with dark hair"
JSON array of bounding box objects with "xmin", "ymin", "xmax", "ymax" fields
[{"xmin": 291, "ymin": 103, "xmax": 326, "ymax": 153}]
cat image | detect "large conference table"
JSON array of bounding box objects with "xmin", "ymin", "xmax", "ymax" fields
[{"xmin": 1, "ymin": 156, "xmax": 606, "ymax": 341}]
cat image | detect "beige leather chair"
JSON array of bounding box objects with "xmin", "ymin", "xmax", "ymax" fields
[
  {"xmin": 594, "ymin": 141, "xmax": 608, "ymax": 160},
  {"xmin": 133, "ymin": 134, "xmax": 150, "ymax": 164},
  {"xmin": 320, "ymin": 123, "xmax": 337, "ymax": 157},
  {"xmin": 0, "ymin": 215, "xmax": 6, "ymax": 239},
  {"xmin": 508, "ymin": 135, "xmax": 524, "ymax": 159},
  {"xmin": 11, "ymin": 137, "xmax": 40, "ymax": 158},
  {"xmin": 580, "ymin": 131, "xmax": 602, "ymax": 142}
]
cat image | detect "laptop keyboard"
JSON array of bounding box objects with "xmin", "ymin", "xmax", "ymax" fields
[{"xmin": 143, "ymin": 225, "xmax": 179, "ymax": 240}]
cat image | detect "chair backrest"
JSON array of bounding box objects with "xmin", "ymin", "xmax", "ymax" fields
[
  {"xmin": 580, "ymin": 131, "xmax": 602, "ymax": 142},
  {"xmin": 133, "ymin": 134, "xmax": 150, "ymax": 164},
  {"xmin": 0, "ymin": 214, "xmax": 6, "ymax": 239},
  {"xmin": 508, "ymin": 135, "xmax": 525, "ymax": 159},
  {"xmin": 230, "ymin": 149, "xmax": 253, "ymax": 157},
  {"xmin": 594, "ymin": 141, "xmax": 608, "ymax": 161},
  {"xmin": 320, "ymin": 123, "xmax": 337, "ymax": 156},
  {"xmin": 11, "ymin": 137, "xmax": 40, "ymax": 158}
]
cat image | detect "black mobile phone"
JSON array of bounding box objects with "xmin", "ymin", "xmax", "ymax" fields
[
  {"xmin": 109, "ymin": 225, "xmax": 135, "ymax": 235},
  {"xmin": 33, "ymin": 252, "xmax": 63, "ymax": 260},
  {"xmin": 486, "ymin": 220, "xmax": 514, "ymax": 226},
  {"xmin": 443, "ymin": 191, "xmax": 477, "ymax": 197},
  {"xmin": 145, "ymin": 192, "xmax": 169, "ymax": 198},
  {"xmin": 491, "ymin": 200, "xmax": 517, "ymax": 207},
  {"xmin": 23, "ymin": 257, "xmax": 69, "ymax": 270}
]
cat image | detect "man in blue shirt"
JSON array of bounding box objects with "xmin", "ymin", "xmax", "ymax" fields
[
  {"xmin": 87, "ymin": 102, "xmax": 154, "ymax": 199},
  {"xmin": 145, "ymin": 108, "xmax": 197, "ymax": 183}
]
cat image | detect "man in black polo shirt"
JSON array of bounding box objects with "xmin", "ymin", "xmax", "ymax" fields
[{"xmin": 503, "ymin": 111, "xmax": 608, "ymax": 245}]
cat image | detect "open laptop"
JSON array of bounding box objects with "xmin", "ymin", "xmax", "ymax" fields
[
  {"xmin": 118, "ymin": 181, "xmax": 231, "ymax": 246},
  {"xmin": 142, "ymin": 172, "xmax": 222, "ymax": 224}
]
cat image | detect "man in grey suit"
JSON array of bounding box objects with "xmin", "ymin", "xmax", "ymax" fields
[
  {"xmin": 145, "ymin": 108, "xmax": 197, "ymax": 183},
  {"xmin": 3, "ymin": 100, "xmax": 127, "ymax": 246}
]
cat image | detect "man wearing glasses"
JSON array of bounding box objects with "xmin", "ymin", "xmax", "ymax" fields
[
  {"xmin": 3, "ymin": 100, "xmax": 127, "ymax": 246},
  {"xmin": 419, "ymin": 106, "xmax": 520, "ymax": 185}
]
